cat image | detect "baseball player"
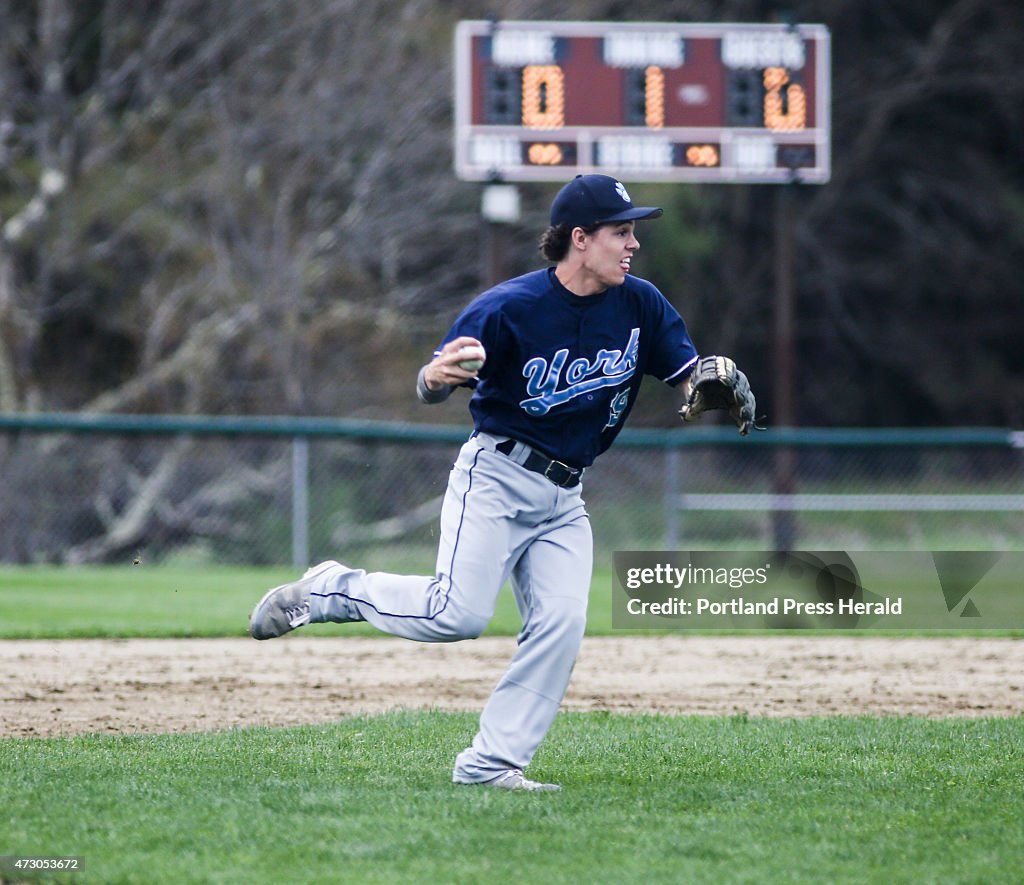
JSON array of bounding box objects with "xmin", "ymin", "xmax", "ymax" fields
[{"xmin": 249, "ymin": 174, "xmax": 756, "ymax": 791}]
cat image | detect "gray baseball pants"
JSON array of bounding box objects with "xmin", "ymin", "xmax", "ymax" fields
[{"xmin": 307, "ymin": 432, "xmax": 593, "ymax": 783}]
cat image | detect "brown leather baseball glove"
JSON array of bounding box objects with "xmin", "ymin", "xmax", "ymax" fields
[{"xmin": 678, "ymin": 355, "xmax": 760, "ymax": 436}]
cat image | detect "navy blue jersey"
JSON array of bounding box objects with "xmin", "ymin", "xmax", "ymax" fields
[{"xmin": 437, "ymin": 268, "xmax": 698, "ymax": 468}]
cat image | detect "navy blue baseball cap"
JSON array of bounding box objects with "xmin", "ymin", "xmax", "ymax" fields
[{"xmin": 550, "ymin": 174, "xmax": 663, "ymax": 230}]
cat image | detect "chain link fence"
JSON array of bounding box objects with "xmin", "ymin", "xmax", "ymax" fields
[{"xmin": 1, "ymin": 415, "xmax": 1022, "ymax": 568}]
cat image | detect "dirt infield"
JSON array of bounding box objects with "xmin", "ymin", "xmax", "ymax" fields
[{"xmin": 2, "ymin": 636, "xmax": 1021, "ymax": 738}]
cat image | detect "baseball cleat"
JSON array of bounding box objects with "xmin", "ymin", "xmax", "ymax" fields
[
  {"xmin": 248, "ymin": 560, "xmax": 339, "ymax": 640},
  {"xmin": 479, "ymin": 770, "xmax": 561, "ymax": 792}
]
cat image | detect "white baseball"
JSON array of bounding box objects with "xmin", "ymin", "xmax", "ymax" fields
[{"xmin": 457, "ymin": 345, "xmax": 486, "ymax": 372}]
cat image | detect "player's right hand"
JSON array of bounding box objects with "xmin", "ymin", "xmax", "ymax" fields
[{"xmin": 423, "ymin": 337, "xmax": 487, "ymax": 390}]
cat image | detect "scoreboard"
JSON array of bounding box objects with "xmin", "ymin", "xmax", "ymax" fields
[{"xmin": 454, "ymin": 20, "xmax": 830, "ymax": 184}]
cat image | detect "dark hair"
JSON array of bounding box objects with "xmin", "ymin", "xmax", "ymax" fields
[{"xmin": 538, "ymin": 222, "xmax": 600, "ymax": 263}]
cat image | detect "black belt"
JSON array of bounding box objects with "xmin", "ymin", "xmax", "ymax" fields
[{"xmin": 495, "ymin": 438, "xmax": 582, "ymax": 488}]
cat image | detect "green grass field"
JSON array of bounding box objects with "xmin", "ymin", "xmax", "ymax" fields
[
  {"xmin": 2, "ymin": 714, "xmax": 1022, "ymax": 884},
  {"xmin": 2, "ymin": 567, "xmax": 1023, "ymax": 883}
]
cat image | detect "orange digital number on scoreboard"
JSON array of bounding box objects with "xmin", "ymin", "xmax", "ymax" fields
[
  {"xmin": 763, "ymin": 67, "xmax": 807, "ymax": 131},
  {"xmin": 521, "ymin": 65, "xmax": 565, "ymax": 129},
  {"xmin": 685, "ymin": 144, "xmax": 720, "ymax": 167},
  {"xmin": 527, "ymin": 143, "xmax": 564, "ymax": 165}
]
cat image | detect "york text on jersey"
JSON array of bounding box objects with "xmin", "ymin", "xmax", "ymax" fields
[{"xmin": 520, "ymin": 328, "xmax": 640, "ymax": 416}]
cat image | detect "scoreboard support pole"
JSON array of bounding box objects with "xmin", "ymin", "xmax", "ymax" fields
[
  {"xmin": 772, "ymin": 182, "xmax": 799, "ymax": 551},
  {"xmin": 480, "ymin": 183, "xmax": 521, "ymax": 289},
  {"xmin": 482, "ymin": 219, "xmax": 512, "ymax": 289}
]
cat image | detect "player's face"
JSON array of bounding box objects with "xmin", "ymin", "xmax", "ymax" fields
[{"xmin": 581, "ymin": 221, "xmax": 640, "ymax": 289}]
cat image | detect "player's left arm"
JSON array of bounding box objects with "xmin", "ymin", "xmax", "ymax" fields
[
  {"xmin": 641, "ymin": 284, "xmax": 699, "ymax": 389},
  {"xmin": 639, "ymin": 285, "xmax": 760, "ymax": 435}
]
